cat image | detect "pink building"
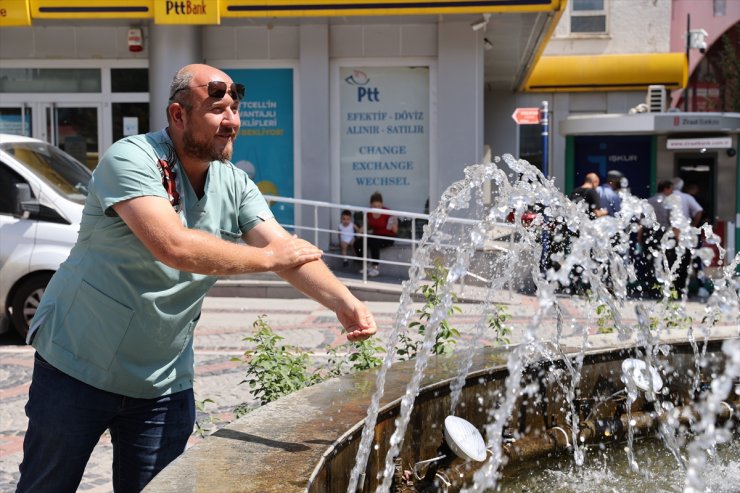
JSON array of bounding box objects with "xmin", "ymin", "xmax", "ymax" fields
[{"xmin": 670, "ymin": 0, "xmax": 740, "ymax": 110}]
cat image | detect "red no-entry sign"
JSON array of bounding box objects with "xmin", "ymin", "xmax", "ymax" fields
[{"xmin": 511, "ymin": 107, "xmax": 541, "ymax": 125}]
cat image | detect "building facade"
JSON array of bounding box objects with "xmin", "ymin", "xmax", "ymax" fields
[
  {"xmin": 0, "ymin": 0, "xmax": 565, "ymax": 220},
  {"xmin": 1, "ymin": 0, "xmax": 738, "ymax": 254},
  {"xmin": 488, "ymin": 0, "xmax": 739, "ymax": 256}
]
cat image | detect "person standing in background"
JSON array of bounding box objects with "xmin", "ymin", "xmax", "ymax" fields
[
  {"xmin": 672, "ymin": 178, "xmax": 708, "ymax": 296},
  {"xmin": 570, "ymin": 172, "xmax": 608, "ymax": 219},
  {"xmin": 646, "ymin": 179, "xmax": 694, "ymax": 297},
  {"xmin": 683, "ymin": 183, "xmax": 709, "ymax": 226},
  {"xmin": 672, "ymin": 177, "xmax": 704, "ymax": 228},
  {"xmin": 641, "ymin": 180, "xmax": 677, "ymax": 297},
  {"xmin": 596, "ymin": 170, "xmax": 625, "ymax": 216}
]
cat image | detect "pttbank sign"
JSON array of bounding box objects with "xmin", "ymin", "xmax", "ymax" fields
[{"xmin": 155, "ymin": 0, "xmax": 219, "ymax": 24}]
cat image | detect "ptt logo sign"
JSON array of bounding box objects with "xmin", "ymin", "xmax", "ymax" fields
[
  {"xmin": 155, "ymin": 0, "xmax": 219, "ymax": 24},
  {"xmin": 166, "ymin": 0, "xmax": 207, "ymax": 15},
  {"xmin": 345, "ymin": 70, "xmax": 380, "ymax": 102}
]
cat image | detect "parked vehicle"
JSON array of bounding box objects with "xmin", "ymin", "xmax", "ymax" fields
[{"xmin": 0, "ymin": 134, "xmax": 90, "ymax": 339}]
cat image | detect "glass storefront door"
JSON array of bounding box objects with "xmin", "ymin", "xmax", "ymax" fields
[
  {"xmin": 44, "ymin": 104, "xmax": 101, "ymax": 170},
  {"xmin": 0, "ymin": 102, "xmax": 101, "ymax": 169},
  {"xmin": 0, "ymin": 65, "xmax": 149, "ymax": 169}
]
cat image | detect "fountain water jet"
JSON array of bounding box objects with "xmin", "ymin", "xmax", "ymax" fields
[
  {"xmin": 347, "ymin": 155, "xmax": 739, "ymax": 493},
  {"xmin": 141, "ymin": 155, "xmax": 739, "ymax": 493}
]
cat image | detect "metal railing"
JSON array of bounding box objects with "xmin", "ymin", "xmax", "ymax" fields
[{"xmin": 263, "ymin": 195, "xmax": 517, "ymax": 283}]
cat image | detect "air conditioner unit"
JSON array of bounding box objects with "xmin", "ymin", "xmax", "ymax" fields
[{"xmin": 646, "ymin": 85, "xmax": 667, "ymax": 113}]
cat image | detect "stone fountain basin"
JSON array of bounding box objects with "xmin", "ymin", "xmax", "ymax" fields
[{"xmin": 143, "ymin": 327, "xmax": 737, "ymax": 493}]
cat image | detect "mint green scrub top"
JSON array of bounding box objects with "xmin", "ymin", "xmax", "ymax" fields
[{"xmin": 29, "ymin": 129, "xmax": 273, "ymax": 398}]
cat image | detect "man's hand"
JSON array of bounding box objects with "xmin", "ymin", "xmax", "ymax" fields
[
  {"xmin": 264, "ymin": 234, "xmax": 323, "ymax": 271},
  {"xmin": 336, "ymin": 298, "xmax": 378, "ymax": 342}
]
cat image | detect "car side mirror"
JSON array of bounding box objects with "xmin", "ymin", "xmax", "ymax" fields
[{"xmin": 12, "ymin": 183, "xmax": 40, "ymax": 219}]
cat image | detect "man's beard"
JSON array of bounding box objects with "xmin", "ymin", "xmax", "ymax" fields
[{"xmin": 183, "ymin": 129, "xmax": 233, "ymax": 162}]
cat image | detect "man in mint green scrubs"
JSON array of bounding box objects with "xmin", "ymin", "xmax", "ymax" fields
[{"xmin": 17, "ymin": 63, "xmax": 378, "ymax": 493}]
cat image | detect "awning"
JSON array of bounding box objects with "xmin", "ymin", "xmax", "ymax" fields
[
  {"xmin": 524, "ymin": 53, "xmax": 687, "ymax": 92},
  {"xmin": 17, "ymin": 0, "xmax": 562, "ymax": 22}
]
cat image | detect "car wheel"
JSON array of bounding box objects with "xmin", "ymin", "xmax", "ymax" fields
[{"xmin": 10, "ymin": 273, "xmax": 52, "ymax": 340}]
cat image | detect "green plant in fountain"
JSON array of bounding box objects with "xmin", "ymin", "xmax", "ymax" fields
[
  {"xmin": 595, "ymin": 303, "xmax": 616, "ymax": 334},
  {"xmin": 231, "ymin": 315, "xmax": 385, "ymax": 419},
  {"xmin": 327, "ymin": 338, "xmax": 385, "ymax": 376},
  {"xmin": 648, "ymin": 290, "xmax": 694, "ymax": 331},
  {"xmin": 236, "ymin": 315, "xmax": 322, "ymax": 409},
  {"xmin": 487, "ymin": 303, "xmax": 512, "ymax": 346},
  {"xmin": 399, "ymin": 263, "xmax": 461, "ymax": 360},
  {"xmin": 221, "ymin": 264, "xmax": 514, "ymax": 424},
  {"xmin": 395, "ymin": 330, "xmax": 421, "ymax": 362}
]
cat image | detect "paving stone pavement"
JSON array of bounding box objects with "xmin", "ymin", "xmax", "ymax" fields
[
  {"xmin": 0, "ymin": 296, "xmax": 404, "ymax": 493},
  {"xmin": 1, "ymin": 290, "xmax": 735, "ymax": 492}
]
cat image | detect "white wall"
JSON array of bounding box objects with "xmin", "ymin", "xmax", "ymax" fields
[
  {"xmin": 545, "ymin": 0, "xmax": 671, "ymax": 56},
  {"xmin": 299, "ymin": 25, "xmax": 331, "ymax": 211},
  {"xmin": 0, "ymin": 19, "xmax": 485, "ymax": 216},
  {"xmin": 328, "ymin": 23, "xmax": 437, "ymax": 58},
  {"xmin": 0, "ymin": 22, "xmax": 149, "ymax": 60},
  {"xmin": 203, "ymin": 24, "xmax": 300, "ymax": 60},
  {"xmin": 435, "ymin": 21, "xmax": 484, "ymax": 209},
  {"xmin": 150, "ymin": 25, "xmax": 202, "ymax": 131}
]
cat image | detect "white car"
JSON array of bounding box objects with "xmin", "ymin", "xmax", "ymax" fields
[{"xmin": 0, "ymin": 134, "xmax": 90, "ymax": 339}]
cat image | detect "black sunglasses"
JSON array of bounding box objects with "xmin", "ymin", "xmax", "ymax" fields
[{"xmin": 170, "ymin": 81, "xmax": 245, "ymax": 101}]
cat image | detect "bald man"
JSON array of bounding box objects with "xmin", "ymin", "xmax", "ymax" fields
[
  {"xmin": 570, "ymin": 172, "xmax": 607, "ymax": 219},
  {"xmin": 17, "ymin": 64, "xmax": 377, "ymax": 492}
]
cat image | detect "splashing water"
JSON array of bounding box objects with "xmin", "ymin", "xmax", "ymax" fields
[{"xmin": 347, "ymin": 155, "xmax": 740, "ymax": 493}]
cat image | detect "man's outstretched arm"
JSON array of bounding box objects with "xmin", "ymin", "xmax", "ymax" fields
[
  {"xmin": 114, "ymin": 195, "xmax": 323, "ymax": 275},
  {"xmin": 244, "ymin": 220, "xmax": 378, "ymax": 342}
]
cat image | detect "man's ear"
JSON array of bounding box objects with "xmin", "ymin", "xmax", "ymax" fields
[{"xmin": 168, "ymin": 103, "xmax": 186, "ymax": 129}]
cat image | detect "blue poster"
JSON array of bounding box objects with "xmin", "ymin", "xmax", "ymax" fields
[
  {"xmin": 573, "ymin": 135, "xmax": 653, "ymax": 199},
  {"xmin": 0, "ymin": 113, "xmax": 31, "ymax": 136},
  {"xmin": 225, "ymin": 68, "xmax": 294, "ymax": 226}
]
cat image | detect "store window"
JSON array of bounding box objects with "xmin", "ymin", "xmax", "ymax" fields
[
  {"xmin": 0, "ymin": 66, "xmax": 149, "ymax": 157},
  {"xmin": 51, "ymin": 107, "xmax": 99, "ymax": 168},
  {"xmin": 112, "ymin": 103, "xmax": 150, "ymax": 143},
  {"xmin": 570, "ymin": 0, "xmax": 607, "ymax": 34},
  {"xmin": 572, "ymin": 135, "xmax": 652, "ymax": 199},
  {"xmin": 519, "ymin": 124, "xmax": 543, "ymax": 172},
  {"xmin": 0, "ymin": 68, "xmax": 101, "ymax": 93},
  {"xmin": 339, "ymin": 66, "xmax": 430, "ymax": 214},
  {"xmin": 111, "ymin": 68, "xmax": 149, "ymax": 92},
  {"xmin": 713, "ymin": 0, "xmax": 726, "ymax": 17}
]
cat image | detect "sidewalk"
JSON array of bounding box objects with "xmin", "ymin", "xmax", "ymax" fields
[
  {"xmin": 0, "ymin": 275, "xmax": 736, "ymax": 492},
  {"xmin": 0, "ymin": 291, "xmax": 407, "ymax": 493}
]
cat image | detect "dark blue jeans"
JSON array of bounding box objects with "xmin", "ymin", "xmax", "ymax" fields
[{"xmin": 17, "ymin": 353, "xmax": 195, "ymax": 493}]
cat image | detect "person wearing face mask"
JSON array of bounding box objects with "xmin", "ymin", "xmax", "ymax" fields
[{"xmin": 17, "ymin": 63, "xmax": 377, "ymax": 493}]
